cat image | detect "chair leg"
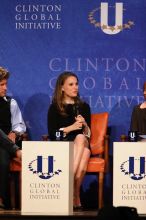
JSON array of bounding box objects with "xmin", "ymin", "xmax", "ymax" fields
[{"xmin": 98, "ymin": 172, "xmax": 104, "ymax": 209}]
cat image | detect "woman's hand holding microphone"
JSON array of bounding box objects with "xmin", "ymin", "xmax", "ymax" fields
[
  {"xmin": 75, "ymin": 115, "xmax": 87, "ymax": 129},
  {"xmin": 62, "ymin": 115, "xmax": 88, "ymax": 134}
]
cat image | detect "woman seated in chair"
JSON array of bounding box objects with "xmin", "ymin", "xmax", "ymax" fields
[
  {"xmin": 47, "ymin": 71, "xmax": 91, "ymax": 209},
  {"xmin": 130, "ymin": 81, "xmax": 146, "ymax": 135}
]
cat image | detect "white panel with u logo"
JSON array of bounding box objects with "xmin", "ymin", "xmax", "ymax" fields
[
  {"xmin": 22, "ymin": 141, "xmax": 73, "ymax": 215},
  {"xmin": 113, "ymin": 142, "xmax": 146, "ymax": 215}
]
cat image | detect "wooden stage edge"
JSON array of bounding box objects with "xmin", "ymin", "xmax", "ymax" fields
[
  {"xmin": 0, "ymin": 210, "xmax": 96, "ymax": 220},
  {"xmin": 0, "ymin": 210, "xmax": 146, "ymax": 220}
]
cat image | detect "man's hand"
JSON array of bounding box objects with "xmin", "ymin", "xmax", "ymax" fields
[{"xmin": 8, "ymin": 131, "xmax": 16, "ymax": 143}]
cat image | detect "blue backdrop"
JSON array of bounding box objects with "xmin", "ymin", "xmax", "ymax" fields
[{"xmin": 0, "ymin": 0, "xmax": 146, "ymax": 206}]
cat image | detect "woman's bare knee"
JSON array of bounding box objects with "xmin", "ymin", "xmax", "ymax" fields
[{"xmin": 74, "ymin": 134, "xmax": 89, "ymax": 146}]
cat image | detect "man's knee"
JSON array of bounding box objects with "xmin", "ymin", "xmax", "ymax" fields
[{"xmin": 0, "ymin": 149, "xmax": 10, "ymax": 167}]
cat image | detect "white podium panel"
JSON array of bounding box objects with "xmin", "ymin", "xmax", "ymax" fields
[
  {"xmin": 22, "ymin": 141, "xmax": 73, "ymax": 215},
  {"xmin": 113, "ymin": 142, "xmax": 146, "ymax": 214}
]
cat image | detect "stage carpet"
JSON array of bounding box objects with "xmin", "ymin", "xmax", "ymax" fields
[{"xmin": 0, "ymin": 210, "xmax": 146, "ymax": 220}]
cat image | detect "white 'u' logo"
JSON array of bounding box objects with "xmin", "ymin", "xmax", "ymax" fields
[
  {"xmin": 56, "ymin": 131, "xmax": 61, "ymax": 138},
  {"xmin": 101, "ymin": 2, "xmax": 123, "ymax": 35},
  {"xmin": 130, "ymin": 132, "xmax": 135, "ymax": 139}
]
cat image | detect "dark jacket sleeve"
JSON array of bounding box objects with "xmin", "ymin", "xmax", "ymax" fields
[
  {"xmin": 0, "ymin": 129, "xmax": 19, "ymax": 157},
  {"xmin": 130, "ymin": 105, "xmax": 138, "ymax": 131},
  {"xmin": 82, "ymin": 102, "xmax": 91, "ymax": 128},
  {"xmin": 47, "ymin": 103, "xmax": 60, "ymax": 138}
]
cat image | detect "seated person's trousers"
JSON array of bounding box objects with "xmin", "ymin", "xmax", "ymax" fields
[{"xmin": 0, "ymin": 129, "xmax": 19, "ymax": 207}]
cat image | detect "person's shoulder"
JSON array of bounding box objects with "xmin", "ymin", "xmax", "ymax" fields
[
  {"xmin": 5, "ymin": 96, "xmax": 17, "ymax": 104},
  {"xmin": 132, "ymin": 104, "xmax": 141, "ymax": 113},
  {"xmin": 9, "ymin": 97, "xmax": 18, "ymax": 105},
  {"xmin": 48, "ymin": 102, "xmax": 58, "ymax": 111},
  {"xmin": 49, "ymin": 102, "xmax": 56, "ymax": 107},
  {"xmin": 5, "ymin": 96, "xmax": 12, "ymax": 102},
  {"xmin": 82, "ymin": 101, "xmax": 90, "ymax": 108},
  {"xmin": 133, "ymin": 104, "xmax": 141, "ymax": 110},
  {"xmin": 80, "ymin": 101, "xmax": 90, "ymax": 112}
]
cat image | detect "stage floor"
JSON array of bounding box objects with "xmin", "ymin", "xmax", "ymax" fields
[
  {"xmin": 0, "ymin": 209, "xmax": 97, "ymax": 220},
  {"xmin": 0, "ymin": 209, "xmax": 146, "ymax": 220}
]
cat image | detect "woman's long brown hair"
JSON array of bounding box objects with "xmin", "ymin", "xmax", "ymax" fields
[{"xmin": 52, "ymin": 72, "xmax": 82, "ymax": 115}]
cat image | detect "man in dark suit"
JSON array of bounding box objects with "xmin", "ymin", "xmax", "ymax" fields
[{"xmin": 0, "ymin": 66, "xmax": 26, "ymax": 209}]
